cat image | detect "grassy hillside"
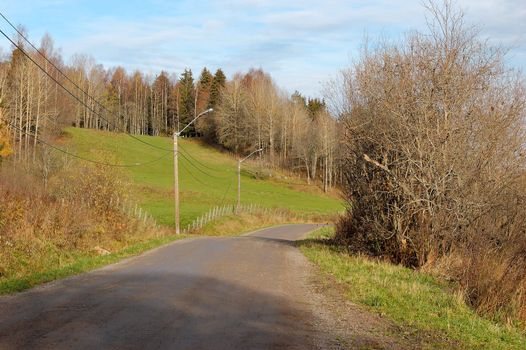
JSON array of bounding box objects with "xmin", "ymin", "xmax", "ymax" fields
[{"xmin": 64, "ymin": 128, "xmax": 343, "ymax": 228}]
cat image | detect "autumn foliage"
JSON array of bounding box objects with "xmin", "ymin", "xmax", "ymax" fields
[
  {"xmin": 0, "ymin": 159, "xmax": 159, "ymax": 281},
  {"xmin": 0, "ymin": 121, "xmax": 12, "ymax": 159}
]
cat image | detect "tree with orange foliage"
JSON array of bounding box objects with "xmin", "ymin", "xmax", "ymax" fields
[
  {"xmin": 0, "ymin": 121, "xmax": 12, "ymax": 161},
  {"xmin": 0, "ymin": 66, "xmax": 11, "ymax": 161}
]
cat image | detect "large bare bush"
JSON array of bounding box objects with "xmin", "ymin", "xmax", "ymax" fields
[{"xmin": 336, "ymin": 1, "xmax": 526, "ymax": 320}]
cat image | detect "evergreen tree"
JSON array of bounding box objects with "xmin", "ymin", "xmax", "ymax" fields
[
  {"xmin": 306, "ymin": 97, "xmax": 326, "ymax": 119},
  {"xmin": 196, "ymin": 67, "xmax": 213, "ymax": 112},
  {"xmin": 208, "ymin": 68, "xmax": 226, "ymax": 109},
  {"xmin": 194, "ymin": 68, "xmax": 214, "ymax": 137},
  {"xmin": 177, "ymin": 69, "xmax": 195, "ymax": 134},
  {"xmin": 291, "ymin": 91, "xmax": 306, "ymax": 107},
  {"xmin": 199, "ymin": 68, "xmax": 213, "ymax": 87}
]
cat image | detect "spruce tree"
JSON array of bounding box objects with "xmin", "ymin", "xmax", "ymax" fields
[
  {"xmin": 197, "ymin": 67, "xmax": 213, "ymax": 112},
  {"xmin": 199, "ymin": 67, "xmax": 213, "ymax": 87},
  {"xmin": 291, "ymin": 91, "xmax": 306, "ymax": 107},
  {"xmin": 208, "ymin": 68, "xmax": 226, "ymax": 109},
  {"xmin": 306, "ymin": 97, "xmax": 326, "ymax": 119},
  {"xmin": 177, "ymin": 69, "xmax": 195, "ymax": 134}
]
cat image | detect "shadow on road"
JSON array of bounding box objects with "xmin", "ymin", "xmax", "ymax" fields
[
  {"xmin": 0, "ymin": 224, "xmax": 394, "ymax": 349},
  {"xmin": 0, "ymin": 271, "xmax": 316, "ymax": 349}
]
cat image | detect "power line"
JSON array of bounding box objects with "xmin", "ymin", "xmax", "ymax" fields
[
  {"xmin": 179, "ymin": 161, "xmax": 209, "ymax": 187},
  {"xmin": 0, "ymin": 13, "xmax": 239, "ymax": 174},
  {"xmin": 177, "ymin": 146, "xmax": 235, "ymax": 205},
  {"xmin": 219, "ymin": 179, "xmax": 234, "ymax": 207},
  {"xmin": 178, "ymin": 148, "xmax": 228, "ymax": 179},
  {"xmin": 7, "ymin": 121, "xmax": 170, "ymax": 167},
  {"xmin": 0, "ymin": 13, "xmax": 242, "ymax": 231},
  {"xmin": 0, "ymin": 18, "xmax": 173, "ymax": 153},
  {"xmin": 178, "ymin": 142, "xmax": 226, "ymax": 173},
  {"xmin": 179, "ymin": 148, "xmax": 226, "ymax": 179},
  {"xmin": 0, "ymin": 12, "xmax": 172, "ymax": 152}
]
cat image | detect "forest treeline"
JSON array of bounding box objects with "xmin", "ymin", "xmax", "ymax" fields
[{"xmin": 0, "ymin": 33, "xmax": 340, "ymax": 190}]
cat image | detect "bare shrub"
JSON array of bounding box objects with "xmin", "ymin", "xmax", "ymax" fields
[
  {"xmin": 335, "ymin": 0, "xmax": 526, "ymax": 321},
  {"xmin": 0, "ymin": 157, "xmax": 158, "ymax": 280}
]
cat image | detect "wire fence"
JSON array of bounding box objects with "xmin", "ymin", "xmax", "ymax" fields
[
  {"xmin": 182, "ymin": 204, "xmax": 285, "ymax": 234},
  {"xmin": 117, "ymin": 198, "xmax": 159, "ymax": 228},
  {"xmin": 77, "ymin": 196, "xmax": 286, "ymax": 234},
  {"xmin": 75, "ymin": 196, "xmax": 159, "ymax": 229}
]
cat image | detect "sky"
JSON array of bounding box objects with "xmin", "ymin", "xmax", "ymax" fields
[{"xmin": 0, "ymin": 0, "xmax": 524, "ymax": 97}]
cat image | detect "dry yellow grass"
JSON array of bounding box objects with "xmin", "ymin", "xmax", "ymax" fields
[{"xmin": 196, "ymin": 210, "xmax": 333, "ymax": 237}]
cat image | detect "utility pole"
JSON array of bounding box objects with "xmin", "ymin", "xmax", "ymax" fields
[
  {"xmin": 174, "ymin": 108, "xmax": 213, "ymax": 234},
  {"xmin": 237, "ymin": 160, "xmax": 241, "ymax": 212},
  {"xmin": 173, "ymin": 131, "xmax": 180, "ymax": 234},
  {"xmin": 237, "ymin": 148, "xmax": 263, "ymax": 213}
]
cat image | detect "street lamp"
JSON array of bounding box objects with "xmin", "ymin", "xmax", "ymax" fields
[
  {"xmin": 174, "ymin": 108, "xmax": 213, "ymax": 234},
  {"xmin": 237, "ymin": 148, "xmax": 263, "ymax": 213}
]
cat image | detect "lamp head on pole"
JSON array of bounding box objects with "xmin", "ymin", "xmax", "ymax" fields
[{"xmin": 179, "ymin": 108, "xmax": 214, "ymax": 135}]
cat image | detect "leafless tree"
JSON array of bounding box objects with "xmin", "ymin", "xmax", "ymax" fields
[{"xmin": 336, "ymin": 0, "xmax": 526, "ymax": 320}]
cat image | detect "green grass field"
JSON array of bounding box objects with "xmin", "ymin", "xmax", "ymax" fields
[
  {"xmin": 300, "ymin": 227, "xmax": 526, "ymax": 350},
  {"xmin": 64, "ymin": 128, "xmax": 343, "ymax": 228}
]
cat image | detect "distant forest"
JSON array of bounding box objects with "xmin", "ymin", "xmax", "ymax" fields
[{"xmin": 0, "ymin": 31, "xmax": 341, "ymax": 190}]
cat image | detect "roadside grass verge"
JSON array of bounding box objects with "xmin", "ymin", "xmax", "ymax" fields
[
  {"xmin": 198, "ymin": 213, "xmax": 295, "ymax": 237},
  {"xmin": 299, "ymin": 227, "xmax": 526, "ymax": 350},
  {"xmin": 0, "ymin": 215, "xmax": 323, "ymax": 295},
  {"xmin": 197, "ymin": 210, "xmax": 332, "ymax": 237},
  {"xmin": 0, "ymin": 233, "xmax": 189, "ymax": 295}
]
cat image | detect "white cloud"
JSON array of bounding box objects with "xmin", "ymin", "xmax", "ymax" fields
[{"xmin": 1, "ymin": 0, "xmax": 524, "ymax": 97}]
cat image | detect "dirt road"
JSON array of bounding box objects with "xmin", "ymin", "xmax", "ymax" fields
[{"xmin": 0, "ymin": 224, "xmax": 407, "ymax": 349}]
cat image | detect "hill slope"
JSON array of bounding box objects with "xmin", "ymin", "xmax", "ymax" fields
[{"xmin": 65, "ymin": 128, "xmax": 343, "ymax": 227}]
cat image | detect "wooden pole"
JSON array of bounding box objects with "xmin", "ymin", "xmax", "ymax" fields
[
  {"xmin": 237, "ymin": 160, "xmax": 241, "ymax": 213},
  {"xmin": 174, "ymin": 131, "xmax": 180, "ymax": 234}
]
